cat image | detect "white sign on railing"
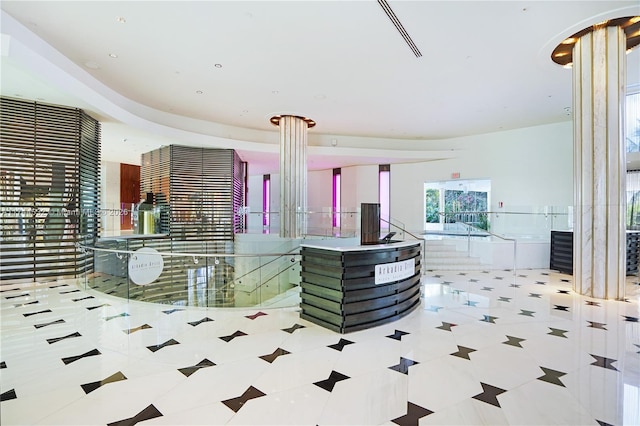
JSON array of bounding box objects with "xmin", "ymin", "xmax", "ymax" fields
[
  {"xmin": 128, "ymin": 247, "xmax": 164, "ymax": 285},
  {"xmin": 374, "ymin": 258, "xmax": 415, "ymax": 285}
]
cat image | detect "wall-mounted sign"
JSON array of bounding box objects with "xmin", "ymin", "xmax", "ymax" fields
[
  {"xmin": 375, "ymin": 258, "xmax": 415, "ymax": 285},
  {"xmin": 128, "ymin": 247, "xmax": 164, "ymax": 285}
]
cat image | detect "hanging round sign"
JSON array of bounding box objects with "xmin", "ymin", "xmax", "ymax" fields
[{"xmin": 128, "ymin": 247, "xmax": 164, "ymax": 285}]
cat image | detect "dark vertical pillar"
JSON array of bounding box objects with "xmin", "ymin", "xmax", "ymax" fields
[{"xmin": 361, "ymin": 203, "xmax": 380, "ymax": 245}]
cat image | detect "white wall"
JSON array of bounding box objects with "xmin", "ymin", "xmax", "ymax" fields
[{"xmin": 390, "ymin": 122, "xmax": 573, "ymax": 235}]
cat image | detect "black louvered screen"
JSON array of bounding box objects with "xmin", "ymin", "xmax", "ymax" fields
[
  {"xmin": 0, "ymin": 97, "xmax": 101, "ymax": 281},
  {"xmin": 140, "ymin": 145, "xmax": 245, "ymax": 241}
]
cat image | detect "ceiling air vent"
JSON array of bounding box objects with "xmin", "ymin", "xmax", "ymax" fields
[{"xmin": 377, "ymin": 0, "xmax": 422, "ymax": 58}]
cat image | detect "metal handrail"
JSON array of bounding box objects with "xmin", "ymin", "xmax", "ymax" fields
[{"xmin": 456, "ymin": 220, "xmax": 518, "ymax": 279}]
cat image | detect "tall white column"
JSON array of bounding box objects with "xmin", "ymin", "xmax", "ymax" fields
[
  {"xmin": 274, "ymin": 115, "xmax": 313, "ymax": 238},
  {"xmin": 572, "ymin": 25, "xmax": 627, "ymax": 299}
]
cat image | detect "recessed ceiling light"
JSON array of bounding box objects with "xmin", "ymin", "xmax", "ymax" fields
[
  {"xmin": 84, "ymin": 61, "xmax": 100, "ymax": 69},
  {"xmin": 108, "ymin": 53, "xmax": 118, "ymax": 58},
  {"xmin": 272, "ymin": 90, "xmax": 279, "ymax": 95},
  {"xmin": 116, "ymin": 16, "xmax": 126, "ymax": 24},
  {"xmin": 214, "ymin": 63, "xmax": 222, "ymax": 68},
  {"xmin": 196, "ymin": 90, "xmax": 203, "ymax": 94}
]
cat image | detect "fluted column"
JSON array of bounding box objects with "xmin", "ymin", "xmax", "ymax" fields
[
  {"xmin": 572, "ymin": 24, "xmax": 627, "ymax": 299},
  {"xmin": 273, "ymin": 115, "xmax": 314, "ymax": 238}
]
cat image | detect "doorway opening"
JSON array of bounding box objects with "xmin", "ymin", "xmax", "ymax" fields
[{"xmin": 424, "ymin": 179, "xmax": 491, "ymax": 233}]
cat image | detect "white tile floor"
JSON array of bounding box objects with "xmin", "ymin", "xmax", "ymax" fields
[{"xmin": 1, "ymin": 269, "xmax": 639, "ymax": 426}]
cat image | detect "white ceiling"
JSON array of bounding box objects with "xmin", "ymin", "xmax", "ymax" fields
[{"xmin": 1, "ymin": 1, "xmax": 639, "ymax": 175}]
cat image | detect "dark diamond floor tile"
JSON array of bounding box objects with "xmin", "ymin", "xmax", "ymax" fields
[
  {"xmin": 391, "ymin": 401, "xmax": 434, "ymax": 426},
  {"xmin": 386, "ymin": 330, "xmax": 409, "ymax": 341},
  {"xmin": 81, "ymin": 371, "xmax": 127, "ymax": 394},
  {"xmin": 596, "ymin": 421, "xmax": 613, "ymax": 426},
  {"xmin": 480, "ymin": 286, "xmax": 493, "ymax": 291},
  {"xmin": 535, "ymin": 281, "xmax": 546, "ymax": 285},
  {"xmin": 14, "ymin": 300, "xmax": 39, "ymax": 307},
  {"xmin": 554, "ymin": 305, "xmax": 570, "ymax": 312},
  {"xmin": 147, "ymin": 339, "xmax": 180, "ymax": 352},
  {"xmin": 328, "ymin": 338, "xmax": 355, "ymax": 351},
  {"xmin": 1, "ymin": 388, "xmax": 17, "ymax": 401},
  {"xmin": 62, "ymin": 348, "xmax": 101, "ymax": 365},
  {"xmin": 23, "ymin": 309, "xmax": 52, "ymax": 317},
  {"xmin": 510, "ymin": 284, "xmax": 521, "ymax": 288},
  {"xmin": 105, "ymin": 313, "xmax": 130, "ymax": 321},
  {"xmin": 188, "ymin": 317, "xmax": 214, "ymax": 326},
  {"xmin": 219, "ymin": 331, "xmax": 247, "ymax": 342},
  {"xmin": 451, "ymin": 345, "xmax": 476, "ymax": 360},
  {"xmin": 60, "ymin": 289, "xmax": 81, "ymax": 294},
  {"xmin": 590, "ymin": 354, "xmax": 618, "ymax": 371},
  {"xmin": 623, "ymin": 316, "xmax": 639, "ymax": 322},
  {"xmin": 497, "ymin": 296, "xmax": 512, "ymax": 302},
  {"xmin": 469, "ymin": 279, "xmax": 479, "ymax": 283},
  {"xmin": 587, "ymin": 321, "xmax": 607, "ymax": 330},
  {"xmin": 313, "ymin": 371, "xmax": 350, "ymax": 392},
  {"xmin": 389, "ymin": 357, "xmax": 419, "ymax": 375},
  {"xmin": 123, "ymin": 324, "xmax": 152, "ymax": 334},
  {"xmin": 0, "ymin": 361, "xmax": 6, "ymax": 368},
  {"xmin": 107, "ymin": 404, "xmax": 163, "ymax": 426},
  {"xmin": 585, "ymin": 301, "xmax": 601, "ymax": 307},
  {"xmin": 519, "ymin": 309, "xmax": 535, "ymax": 317},
  {"xmin": 537, "ymin": 366, "xmax": 567, "ymax": 387},
  {"xmin": 436, "ymin": 322, "xmax": 457, "ymax": 331},
  {"xmin": 5, "ymin": 292, "xmax": 30, "ymax": 299},
  {"xmin": 34, "ymin": 318, "xmax": 65, "ymax": 329},
  {"xmin": 503, "ymin": 335, "xmax": 526, "ymax": 348},
  {"xmin": 529, "ymin": 293, "xmax": 541, "ymax": 298},
  {"xmin": 178, "ymin": 358, "xmax": 216, "ymax": 377},
  {"xmin": 222, "ymin": 386, "xmax": 266, "ymax": 412},
  {"xmin": 47, "ymin": 331, "xmax": 81, "ymax": 344},
  {"xmin": 557, "ymin": 289, "xmax": 570, "ymax": 294},
  {"xmin": 472, "ymin": 382, "xmax": 507, "ymax": 407},
  {"xmin": 48, "ymin": 284, "xmax": 68, "ymax": 289},
  {"xmin": 282, "ymin": 324, "xmax": 305, "ymax": 333},
  {"xmin": 246, "ymin": 311, "xmax": 267, "ymax": 320},
  {"xmin": 260, "ymin": 348, "xmax": 291, "ymax": 363},
  {"xmin": 0, "ymin": 287, "xmax": 20, "ymax": 293},
  {"xmin": 548, "ymin": 327, "xmax": 568, "ymax": 338}
]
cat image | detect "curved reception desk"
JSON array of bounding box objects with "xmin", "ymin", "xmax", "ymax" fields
[{"xmin": 300, "ymin": 239, "xmax": 422, "ymax": 333}]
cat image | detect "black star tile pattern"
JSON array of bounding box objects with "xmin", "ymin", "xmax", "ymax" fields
[
  {"xmin": 519, "ymin": 309, "xmax": 535, "ymax": 317},
  {"xmin": 178, "ymin": 359, "xmax": 216, "ymax": 377},
  {"xmin": 314, "ymin": 371, "xmax": 350, "ymax": 392},
  {"xmin": 391, "ymin": 402, "xmax": 433, "ymax": 426},
  {"xmin": 5, "ymin": 292, "xmax": 30, "ymax": 299},
  {"xmin": 105, "ymin": 313, "xmax": 130, "ymax": 321},
  {"xmin": 162, "ymin": 308, "xmax": 184, "ymax": 315},
  {"xmin": 14, "ymin": 300, "xmax": 39, "ymax": 307},
  {"xmin": 590, "ymin": 354, "xmax": 618, "ymax": 371},
  {"xmin": 81, "ymin": 371, "xmax": 127, "ymax": 394},
  {"xmin": 0, "ymin": 287, "xmax": 20, "ymax": 293},
  {"xmin": 188, "ymin": 317, "xmax": 214, "ymax": 326},
  {"xmin": 554, "ymin": 305, "xmax": 570, "ymax": 311},
  {"xmin": 481, "ymin": 286, "xmax": 493, "ymax": 291},
  {"xmin": 328, "ymin": 338, "xmax": 355, "ymax": 351},
  {"xmin": 72, "ymin": 296, "xmax": 95, "ymax": 302},
  {"xmin": 386, "ymin": 330, "xmax": 409, "ymax": 341},
  {"xmin": 469, "ymin": 279, "xmax": 479, "ymax": 283},
  {"xmin": 222, "ymin": 386, "xmax": 266, "ymax": 412},
  {"xmin": 587, "ymin": 321, "xmax": 607, "ymax": 330},
  {"xmin": 480, "ymin": 314, "xmax": 498, "ymax": 324},
  {"xmin": 0, "ymin": 361, "xmax": 6, "ymax": 368},
  {"xmin": 465, "ymin": 300, "xmax": 479, "ymax": 307},
  {"xmin": 585, "ymin": 301, "xmax": 601, "ymax": 307},
  {"xmin": 60, "ymin": 289, "xmax": 80, "ymax": 294},
  {"xmin": 246, "ymin": 311, "xmax": 267, "ymax": 320},
  {"xmin": 123, "ymin": 324, "xmax": 152, "ymax": 334},
  {"xmin": 282, "ymin": 324, "xmax": 305, "ymax": 333},
  {"xmin": 472, "ymin": 382, "xmax": 507, "ymax": 407},
  {"xmin": 498, "ymin": 296, "xmax": 512, "ymax": 302},
  {"xmin": 147, "ymin": 339, "xmax": 180, "ymax": 352},
  {"xmin": 86, "ymin": 303, "xmax": 110, "ymax": 310},
  {"xmin": 436, "ymin": 322, "xmax": 457, "ymax": 331},
  {"xmin": 557, "ymin": 289, "xmax": 570, "ymax": 294},
  {"xmin": 1, "ymin": 388, "xmax": 17, "ymax": 402},
  {"xmin": 389, "ymin": 357, "xmax": 419, "ymax": 375},
  {"xmin": 34, "ymin": 318, "xmax": 65, "ymax": 329},
  {"xmin": 451, "ymin": 345, "xmax": 476, "ymax": 360},
  {"xmin": 548, "ymin": 327, "xmax": 569, "ymax": 338},
  {"xmin": 23, "ymin": 309, "xmax": 52, "ymax": 317},
  {"xmin": 529, "ymin": 293, "xmax": 541, "ymax": 298},
  {"xmin": 47, "ymin": 332, "xmax": 82, "ymax": 344},
  {"xmin": 219, "ymin": 331, "xmax": 247, "ymax": 342},
  {"xmin": 537, "ymin": 366, "xmax": 567, "ymax": 387},
  {"xmin": 260, "ymin": 348, "xmax": 290, "ymax": 363},
  {"xmin": 107, "ymin": 404, "xmax": 163, "ymax": 426},
  {"xmin": 503, "ymin": 336, "xmax": 526, "ymax": 348},
  {"xmin": 622, "ymin": 315, "xmax": 639, "ymax": 322},
  {"xmin": 62, "ymin": 348, "xmax": 101, "ymax": 365},
  {"xmin": 535, "ymin": 281, "xmax": 546, "ymax": 285},
  {"xmin": 596, "ymin": 421, "xmax": 614, "ymax": 426},
  {"xmin": 510, "ymin": 284, "xmax": 521, "ymax": 288},
  {"xmin": 48, "ymin": 284, "xmax": 68, "ymax": 289}
]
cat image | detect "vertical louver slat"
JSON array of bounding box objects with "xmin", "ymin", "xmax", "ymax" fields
[{"xmin": 0, "ymin": 97, "xmax": 100, "ymax": 281}]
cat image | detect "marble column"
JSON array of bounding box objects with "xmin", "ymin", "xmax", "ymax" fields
[
  {"xmin": 272, "ymin": 115, "xmax": 315, "ymax": 238},
  {"xmin": 571, "ymin": 24, "xmax": 627, "ymax": 299}
]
